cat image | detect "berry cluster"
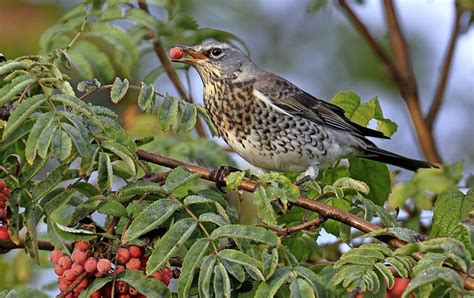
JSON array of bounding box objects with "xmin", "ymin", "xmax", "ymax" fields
[
  {"xmin": 51, "ymin": 241, "xmax": 174, "ymax": 297},
  {"xmin": 0, "ymin": 179, "xmax": 11, "ymax": 240}
]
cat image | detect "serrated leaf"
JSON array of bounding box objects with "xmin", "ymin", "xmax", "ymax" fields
[
  {"xmin": 25, "ymin": 111, "xmax": 55, "ymax": 164},
  {"xmin": 164, "ymin": 167, "xmax": 201, "ymax": 193},
  {"xmin": 431, "ymin": 189, "xmax": 474, "ymax": 239},
  {"xmin": 61, "ymin": 122, "xmax": 89, "ymax": 156},
  {"xmin": 0, "ymin": 75, "xmax": 36, "ymax": 107},
  {"xmin": 213, "ymin": 262, "xmax": 231, "ymax": 298},
  {"xmin": 110, "ymin": 77, "xmax": 129, "ymax": 103},
  {"xmin": 137, "ymin": 82, "xmax": 155, "ymax": 111},
  {"xmin": 117, "ymin": 270, "xmax": 171, "ymax": 298},
  {"xmin": 226, "ymin": 171, "xmax": 246, "ymax": 190},
  {"xmin": 54, "ymin": 223, "xmax": 96, "ymax": 241},
  {"xmin": 97, "ymin": 152, "xmax": 113, "ymax": 192},
  {"xmin": 125, "ymin": 8, "xmax": 160, "ymax": 30},
  {"xmin": 218, "ymin": 249, "xmax": 265, "ymax": 281},
  {"xmin": 184, "ymin": 195, "xmax": 230, "ymax": 221},
  {"xmin": 294, "ymin": 265, "xmax": 327, "ymax": 296},
  {"xmin": 51, "ymin": 128, "xmax": 72, "ymax": 161},
  {"xmin": 46, "ymin": 219, "xmax": 70, "ymax": 254},
  {"xmin": 402, "ymin": 267, "xmax": 463, "ymax": 298},
  {"xmin": 32, "ymin": 163, "xmax": 70, "ymax": 199},
  {"xmin": 198, "ymin": 213, "xmax": 229, "ymax": 226},
  {"xmin": 198, "ymin": 256, "xmax": 216, "ymax": 298},
  {"xmin": 374, "ymin": 262, "xmax": 394, "ymax": 289},
  {"xmin": 119, "ymin": 180, "xmax": 167, "ymax": 201},
  {"xmin": 79, "ymin": 276, "xmax": 113, "ymax": 298},
  {"xmin": 42, "ymin": 190, "xmax": 74, "ymax": 214},
  {"xmin": 349, "ymin": 158, "xmax": 391, "ymax": 206},
  {"xmin": 37, "ymin": 122, "xmax": 57, "ymax": 159},
  {"xmin": 178, "ymin": 238, "xmax": 210, "ymax": 298},
  {"xmin": 385, "ymin": 257, "xmax": 409, "ymax": 278},
  {"xmin": 3, "ymin": 94, "xmax": 47, "ymax": 140},
  {"xmin": 98, "ymin": 200, "xmax": 127, "ymax": 217},
  {"xmin": 102, "ymin": 139, "xmax": 136, "ymax": 175},
  {"xmin": 0, "ymin": 61, "xmax": 28, "ymax": 76},
  {"xmin": 123, "ymin": 199, "xmax": 181, "ymax": 242},
  {"xmin": 146, "ymin": 218, "xmax": 197, "ymax": 275},
  {"xmin": 290, "ymin": 278, "xmax": 316, "ymax": 298},
  {"xmin": 254, "ymin": 186, "xmax": 277, "ymax": 225},
  {"xmin": 333, "ymin": 177, "xmax": 370, "ymax": 194},
  {"xmin": 178, "ymin": 101, "xmax": 197, "ymax": 132},
  {"xmin": 55, "ymin": 49, "xmax": 72, "ymax": 70},
  {"xmin": 210, "ymin": 224, "xmax": 279, "ymax": 246},
  {"xmin": 159, "ymin": 94, "xmax": 179, "ymax": 130},
  {"xmin": 255, "ymin": 267, "xmax": 291, "ymax": 297},
  {"xmin": 222, "ymin": 259, "xmax": 246, "ymax": 283},
  {"xmin": 262, "ymin": 248, "xmax": 278, "ymax": 280}
]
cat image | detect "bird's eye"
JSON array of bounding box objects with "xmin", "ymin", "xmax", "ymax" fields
[{"xmin": 210, "ymin": 48, "xmax": 223, "ymax": 57}]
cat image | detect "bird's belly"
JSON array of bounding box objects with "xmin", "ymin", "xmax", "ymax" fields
[{"xmin": 223, "ymin": 115, "xmax": 355, "ymax": 173}]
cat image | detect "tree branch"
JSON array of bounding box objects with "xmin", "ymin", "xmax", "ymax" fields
[
  {"xmin": 135, "ymin": 148, "xmax": 474, "ymax": 290},
  {"xmin": 262, "ymin": 217, "xmax": 324, "ymax": 236},
  {"xmin": 57, "ymin": 271, "xmax": 87, "ymax": 298},
  {"xmin": 338, "ymin": 0, "xmax": 442, "ymax": 164},
  {"xmin": 426, "ymin": 2, "xmax": 463, "ymax": 129},
  {"xmin": 0, "ymin": 238, "xmax": 59, "ymax": 252},
  {"xmin": 137, "ymin": 1, "xmax": 207, "ymax": 138}
]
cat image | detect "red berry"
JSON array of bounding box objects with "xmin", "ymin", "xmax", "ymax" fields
[
  {"xmin": 74, "ymin": 277, "xmax": 88, "ymax": 293},
  {"xmin": 72, "ymin": 263, "xmax": 84, "ymax": 275},
  {"xmin": 128, "ymin": 246, "xmax": 143, "ymax": 258},
  {"xmin": 59, "ymin": 280, "xmax": 72, "ymax": 292},
  {"xmin": 103, "ymin": 284, "xmax": 112, "ymax": 297},
  {"xmin": 64, "ymin": 293, "xmax": 74, "ymax": 298},
  {"xmin": 116, "ymin": 281, "xmax": 129, "ymax": 294},
  {"xmin": 115, "ymin": 265, "xmax": 125, "ymax": 274},
  {"xmin": 152, "ymin": 272, "xmax": 162, "ymax": 279},
  {"xmin": 0, "ymin": 180, "xmax": 5, "ymax": 189},
  {"xmin": 97, "ymin": 258, "xmax": 111, "ymax": 273},
  {"xmin": 388, "ymin": 278, "xmax": 411, "ymax": 298},
  {"xmin": 63, "ymin": 269, "xmax": 76, "ymax": 282},
  {"xmin": 71, "ymin": 250, "xmax": 87, "ymax": 264},
  {"xmin": 74, "ymin": 240, "xmax": 90, "ymax": 251},
  {"xmin": 0, "ymin": 226, "xmax": 9, "ymax": 240},
  {"xmin": 2, "ymin": 188, "xmax": 11, "ymax": 196},
  {"xmin": 58, "ymin": 256, "xmax": 73, "ymax": 270},
  {"xmin": 50, "ymin": 250, "xmax": 64, "ymax": 264},
  {"xmin": 117, "ymin": 248, "xmax": 130, "ymax": 264},
  {"xmin": 54, "ymin": 264, "xmax": 65, "ymax": 276},
  {"xmin": 125, "ymin": 258, "xmax": 141, "ymax": 270},
  {"xmin": 84, "ymin": 257, "xmax": 97, "ymax": 273},
  {"xmin": 0, "ymin": 209, "xmax": 6, "ymax": 220},
  {"xmin": 0, "ymin": 193, "xmax": 7, "ymax": 202},
  {"xmin": 95, "ymin": 271, "xmax": 105, "ymax": 277},
  {"xmin": 129, "ymin": 287, "xmax": 138, "ymax": 296},
  {"xmin": 169, "ymin": 47, "xmax": 184, "ymax": 59},
  {"xmin": 90, "ymin": 291, "xmax": 101, "ymax": 298},
  {"xmin": 161, "ymin": 267, "xmax": 172, "ymax": 278}
]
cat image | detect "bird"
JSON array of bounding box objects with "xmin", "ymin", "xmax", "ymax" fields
[{"xmin": 170, "ymin": 40, "xmax": 435, "ymax": 184}]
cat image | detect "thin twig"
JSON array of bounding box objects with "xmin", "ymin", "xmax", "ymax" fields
[
  {"xmin": 57, "ymin": 271, "xmax": 87, "ymax": 298},
  {"xmin": 137, "ymin": 1, "xmax": 207, "ymax": 138},
  {"xmin": 64, "ymin": 6, "xmax": 90, "ymax": 52},
  {"xmin": 426, "ymin": 2, "xmax": 463, "ymax": 129},
  {"xmin": 0, "ymin": 238, "xmax": 59, "ymax": 252},
  {"xmin": 264, "ymin": 217, "xmax": 323, "ymax": 236}
]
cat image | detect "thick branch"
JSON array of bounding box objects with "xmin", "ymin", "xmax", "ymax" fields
[
  {"xmin": 426, "ymin": 2, "xmax": 463, "ymax": 129},
  {"xmin": 136, "ymin": 149, "xmax": 474, "ymax": 290},
  {"xmin": 137, "ymin": 1, "xmax": 207, "ymax": 138},
  {"xmin": 0, "ymin": 238, "xmax": 57, "ymax": 252}
]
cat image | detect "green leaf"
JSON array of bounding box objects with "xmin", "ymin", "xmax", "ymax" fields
[
  {"xmin": 178, "ymin": 101, "xmax": 197, "ymax": 132},
  {"xmin": 110, "ymin": 77, "xmax": 129, "ymax": 103},
  {"xmin": 37, "ymin": 122, "xmax": 57, "ymax": 159},
  {"xmin": 255, "ymin": 267, "xmax": 291, "ymax": 297},
  {"xmin": 3, "ymin": 94, "xmax": 47, "ymax": 140},
  {"xmin": 55, "ymin": 48, "xmax": 72, "ymax": 70},
  {"xmin": 254, "ymin": 186, "xmax": 278, "ymax": 225},
  {"xmin": 61, "ymin": 122, "xmax": 89, "ymax": 156},
  {"xmin": 365, "ymin": 227, "xmax": 424, "ymax": 243},
  {"xmin": 184, "ymin": 195, "xmax": 230, "ymax": 222},
  {"xmin": 164, "ymin": 167, "xmax": 201, "ymax": 193},
  {"xmin": 217, "ymin": 249, "xmax": 265, "ymax": 281},
  {"xmin": 294, "ymin": 265, "xmax": 327, "ymax": 296},
  {"xmin": 198, "ymin": 256, "xmax": 216, "ymax": 298},
  {"xmin": 25, "ymin": 111, "xmax": 55, "ymax": 164},
  {"xmin": 32, "ymin": 163, "xmax": 70, "ymax": 199},
  {"xmin": 196, "ymin": 105, "xmax": 218, "ymax": 136},
  {"xmin": 54, "ymin": 223, "xmax": 96, "ymax": 241},
  {"xmin": 117, "ymin": 270, "xmax": 171, "ymax": 298},
  {"xmin": 333, "ymin": 177, "xmax": 370, "ymax": 194},
  {"xmin": 79, "ymin": 276, "xmax": 113, "ymax": 298},
  {"xmin": 262, "ymin": 248, "xmax": 279, "ymax": 280},
  {"xmin": 213, "ymin": 262, "xmax": 231, "ymax": 298},
  {"xmin": 402, "ymin": 267, "xmax": 463, "ymax": 298},
  {"xmin": 374, "ymin": 262, "xmax": 394, "ymax": 289},
  {"xmin": 137, "ymin": 82, "xmax": 155, "ymax": 111},
  {"xmin": 97, "ymin": 152, "xmax": 113, "ymax": 192},
  {"xmin": 290, "ymin": 278, "xmax": 316, "ymax": 298},
  {"xmin": 226, "ymin": 171, "xmax": 246, "ymax": 190},
  {"xmin": 385, "ymin": 257, "xmax": 409, "ymax": 279},
  {"xmin": 198, "ymin": 212, "xmax": 229, "ymax": 226},
  {"xmin": 102, "ymin": 139, "xmax": 136, "ymax": 175},
  {"xmin": 0, "ymin": 61, "xmax": 28, "ymax": 76},
  {"xmin": 118, "ymin": 180, "xmax": 166, "ymax": 201},
  {"xmin": 143, "ymin": 65, "xmax": 166, "ymax": 85},
  {"xmin": 47, "ymin": 220, "xmax": 71, "ymax": 253},
  {"xmin": 431, "ymin": 189, "xmax": 474, "ymax": 238},
  {"xmin": 331, "ymin": 91, "xmax": 374, "ymax": 127},
  {"xmin": 146, "ymin": 218, "xmax": 197, "ymax": 275},
  {"xmin": 159, "ymin": 94, "xmax": 179, "ymax": 130},
  {"xmin": 123, "ymin": 199, "xmax": 181, "ymax": 242},
  {"xmin": 0, "ymin": 75, "xmax": 36, "ymax": 107},
  {"xmin": 125, "ymin": 8, "xmax": 160, "ymax": 30},
  {"xmin": 348, "ymin": 158, "xmax": 391, "ymax": 206},
  {"xmin": 98, "ymin": 200, "xmax": 127, "ymax": 217},
  {"xmin": 42, "ymin": 190, "xmax": 74, "ymax": 214},
  {"xmin": 178, "ymin": 238, "xmax": 210, "ymax": 298},
  {"xmin": 51, "ymin": 128, "xmax": 72, "ymax": 161},
  {"xmin": 210, "ymin": 225, "xmax": 279, "ymax": 246}
]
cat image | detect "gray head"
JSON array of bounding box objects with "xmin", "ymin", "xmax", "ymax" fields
[{"xmin": 170, "ymin": 40, "xmax": 258, "ymax": 85}]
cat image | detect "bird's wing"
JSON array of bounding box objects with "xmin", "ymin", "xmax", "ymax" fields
[{"xmin": 253, "ymin": 73, "xmax": 389, "ymax": 139}]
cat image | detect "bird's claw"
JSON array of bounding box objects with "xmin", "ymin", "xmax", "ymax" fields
[
  {"xmin": 210, "ymin": 165, "xmax": 240, "ymax": 192},
  {"xmin": 295, "ymin": 175, "xmax": 312, "ymax": 186}
]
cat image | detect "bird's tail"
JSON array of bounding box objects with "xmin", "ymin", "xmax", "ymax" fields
[{"xmin": 362, "ymin": 147, "xmax": 437, "ymax": 171}]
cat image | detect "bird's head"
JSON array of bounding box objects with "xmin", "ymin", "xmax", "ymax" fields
[{"xmin": 170, "ymin": 40, "xmax": 256, "ymax": 84}]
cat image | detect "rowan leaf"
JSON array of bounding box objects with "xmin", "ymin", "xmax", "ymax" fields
[
  {"xmin": 97, "ymin": 152, "xmax": 113, "ymax": 192},
  {"xmin": 117, "ymin": 270, "xmax": 171, "ymax": 298},
  {"xmin": 198, "ymin": 256, "xmax": 216, "ymax": 298},
  {"xmin": 210, "ymin": 225, "xmax": 279, "ymax": 246},
  {"xmin": 290, "ymin": 278, "xmax": 316, "ymax": 298},
  {"xmin": 3, "ymin": 94, "xmax": 47, "ymax": 140},
  {"xmin": 25, "ymin": 111, "xmax": 55, "ymax": 164},
  {"xmin": 217, "ymin": 249, "xmax": 265, "ymax": 281},
  {"xmin": 178, "ymin": 238, "xmax": 210, "ymax": 298},
  {"xmin": 159, "ymin": 94, "xmax": 179, "ymax": 130},
  {"xmin": 255, "ymin": 267, "xmax": 291, "ymax": 297},
  {"xmin": 110, "ymin": 77, "xmax": 129, "ymax": 103}
]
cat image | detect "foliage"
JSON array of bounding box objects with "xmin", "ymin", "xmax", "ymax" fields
[{"xmin": 0, "ymin": 1, "xmax": 472, "ymax": 297}]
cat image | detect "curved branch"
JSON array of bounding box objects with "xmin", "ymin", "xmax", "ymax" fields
[
  {"xmin": 426, "ymin": 2, "xmax": 463, "ymax": 129},
  {"xmin": 0, "ymin": 238, "xmax": 57, "ymax": 252},
  {"xmin": 136, "ymin": 148, "xmax": 474, "ymax": 290}
]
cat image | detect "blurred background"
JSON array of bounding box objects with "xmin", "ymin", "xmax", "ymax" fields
[{"xmin": 0, "ymin": 0, "xmax": 472, "ymax": 294}]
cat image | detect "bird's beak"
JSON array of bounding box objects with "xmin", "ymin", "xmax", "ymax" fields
[{"xmin": 171, "ymin": 46, "xmax": 208, "ymax": 64}]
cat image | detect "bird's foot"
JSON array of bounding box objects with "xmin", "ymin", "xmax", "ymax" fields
[
  {"xmin": 210, "ymin": 165, "xmax": 240, "ymax": 192},
  {"xmin": 295, "ymin": 175, "xmax": 312, "ymax": 186}
]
